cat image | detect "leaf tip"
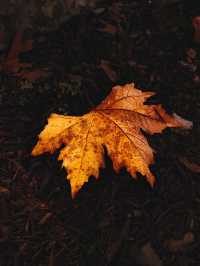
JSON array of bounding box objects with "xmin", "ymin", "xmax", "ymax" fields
[{"xmin": 172, "ymin": 113, "xmax": 193, "ymax": 129}]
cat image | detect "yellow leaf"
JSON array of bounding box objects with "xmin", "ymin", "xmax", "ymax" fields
[{"xmin": 32, "ymin": 83, "xmax": 190, "ymax": 197}]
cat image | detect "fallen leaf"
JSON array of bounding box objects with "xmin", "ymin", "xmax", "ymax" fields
[
  {"xmin": 0, "ymin": 186, "xmax": 9, "ymax": 194},
  {"xmin": 192, "ymin": 16, "xmax": 200, "ymax": 43},
  {"xmin": 138, "ymin": 242, "xmax": 163, "ymax": 266},
  {"xmin": 1, "ymin": 31, "xmax": 47, "ymax": 81},
  {"xmin": 179, "ymin": 157, "xmax": 200, "ymax": 173},
  {"xmin": 98, "ymin": 23, "xmax": 118, "ymax": 34},
  {"xmin": 38, "ymin": 212, "xmax": 53, "ymax": 225},
  {"xmin": 186, "ymin": 48, "xmax": 196, "ymax": 64},
  {"xmin": 15, "ymin": 68, "xmax": 49, "ymax": 82},
  {"xmin": 106, "ymin": 215, "xmax": 131, "ymax": 263},
  {"xmin": 164, "ymin": 232, "xmax": 194, "ymax": 252},
  {"xmin": 2, "ymin": 31, "xmax": 32, "ymax": 73},
  {"xmin": 0, "ymin": 31, "xmax": 5, "ymax": 51},
  {"xmin": 41, "ymin": 0, "xmax": 57, "ymax": 18},
  {"xmin": 99, "ymin": 60, "xmax": 118, "ymax": 82},
  {"xmin": 32, "ymin": 83, "xmax": 191, "ymax": 197}
]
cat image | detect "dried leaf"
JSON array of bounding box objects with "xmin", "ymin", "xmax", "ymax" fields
[
  {"xmin": 15, "ymin": 68, "xmax": 49, "ymax": 82},
  {"xmin": 0, "ymin": 186, "xmax": 9, "ymax": 194},
  {"xmin": 0, "ymin": 31, "xmax": 5, "ymax": 51},
  {"xmin": 192, "ymin": 16, "xmax": 200, "ymax": 43},
  {"xmin": 99, "ymin": 23, "xmax": 118, "ymax": 34},
  {"xmin": 99, "ymin": 60, "xmax": 118, "ymax": 81},
  {"xmin": 2, "ymin": 31, "xmax": 32, "ymax": 73},
  {"xmin": 139, "ymin": 242, "xmax": 163, "ymax": 266},
  {"xmin": 164, "ymin": 232, "xmax": 194, "ymax": 252},
  {"xmin": 32, "ymin": 83, "xmax": 191, "ymax": 197},
  {"xmin": 38, "ymin": 212, "xmax": 53, "ymax": 225},
  {"xmin": 179, "ymin": 157, "xmax": 200, "ymax": 173},
  {"xmin": 1, "ymin": 31, "xmax": 47, "ymax": 80}
]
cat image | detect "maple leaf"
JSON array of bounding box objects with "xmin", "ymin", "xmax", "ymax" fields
[{"xmin": 32, "ymin": 83, "xmax": 191, "ymax": 197}]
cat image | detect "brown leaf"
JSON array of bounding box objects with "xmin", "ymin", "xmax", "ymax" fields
[
  {"xmin": 138, "ymin": 242, "xmax": 163, "ymax": 266},
  {"xmin": 16, "ymin": 68, "xmax": 49, "ymax": 81},
  {"xmin": 192, "ymin": 16, "xmax": 200, "ymax": 43},
  {"xmin": 179, "ymin": 157, "xmax": 200, "ymax": 173},
  {"xmin": 38, "ymin": 212, "xmax": 53, "ymax": 225},
  {"xmin": 1, "ymin": 31, "xmax": 47, "ymax": 80},
  {"xmin": 0, "ymin": 186, "xmax": 9, "ymax": 194},
  {"xmin": 99, "ymin": 60, "xmax": 118, "ymax": 82},
  {"xmin": 0, "ymin": 31, "xmax": 5, "ymax": 50},
  {"xmin": 32, "ymin": 83, "xmax": 191, "ymax": 197},
  {"xmin": 2, "ymin": 31, "xmax": 32, "ymax": 73},
  {"xmin": 99, "ymin": 23, "xmax": 118, "ymax": 34},
  {"xmin": 164, "ymin": 232, "xmax": 194, "ymax": 253},
  {"xmin": 186, "ymin": 48, "xmax": 196, "ymax": 64}
]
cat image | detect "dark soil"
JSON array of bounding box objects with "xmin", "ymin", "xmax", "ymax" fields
[{"xmin": 0, "ymin": 1, "xmax": 200, "ymax": 265}]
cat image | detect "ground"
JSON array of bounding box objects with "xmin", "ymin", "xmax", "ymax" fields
[{"xmin": 0, "ymin": 1, "xmax": 200, "ymax": 266}]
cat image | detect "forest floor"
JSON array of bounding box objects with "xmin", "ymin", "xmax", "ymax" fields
[{"xmin": 0, "ymin": 1, "xmax": 200, "ymax": 265}]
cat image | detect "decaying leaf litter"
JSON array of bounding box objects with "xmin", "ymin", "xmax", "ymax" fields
[{"xmin": 0, "ymin": 1, "xmax": 200, "ymax": 266}]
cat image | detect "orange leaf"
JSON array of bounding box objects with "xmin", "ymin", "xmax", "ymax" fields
[
  {"xmin": 32, "ymin": 83, "xmax": 191, "ymax": 197},
  {"xmin": 99, "ymin": 23, "xmax": 118, "ymax": 34},
  {"xmin": 0, "ymin": 186, "xmax": 9, "ymax": 194}
]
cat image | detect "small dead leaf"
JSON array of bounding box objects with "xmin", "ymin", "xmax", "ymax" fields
[
  {"xmin": 38, "ymin": 212, "xmax": 53, "ymax": 225},
  {"xmin": 0, "ymin": 31, "xmax": 5, "ymax": 51},
  {"xmin": 99, "ymin": 23, "xmax": 118, "ymax": 34},
  {"xmin": 16, "ymin": 68, "xmax": 49, "ymax": 81},
  {"xmin": 164, "ymin": 232, "xmax": 194, "ymax": 252},
  {"xmin": 179, "ymin": 157, "xmax": 200, "ymax": 173},
  {"xmin": 41, "ymin": 0, "xmax": 57, "ymax": 18},
  {"xmin": 0, "ymin": 224, "xmax": 10, "ymax": 242},
  {"xmin": 1, "ymin": 31, "xmax": 47, "ymax": 81},
  {"xmin": 99, "ymin": 60, "xmax": 117, "ymax": 82},
  {"xmin": 2, "ymin": 31, "xmax": 32, "ymax": 73},
  {"xmin": 192, "ymin": 16, "xmax": 200, "ymax": 43},
  {"xmin": 186, "ymin": 48, "xmax": 197, "ymax": 64},
  {"xmin": 106, "ymin": 215, "xmax": 131, "ymax": 263},
  {"xmin": 138, "ymin": 242, "xmax": 163, "ymax": 266},
  {"xmin": 0, "ymin": 186, "xmax": 9, "ymax": 194},
  {"xmin": 193, "ymin": 74, "xmax": 200, "ymax": 83},
  {"xmin": 32, "ymin": 83, "xmax": 191, "ymax": 197}
]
